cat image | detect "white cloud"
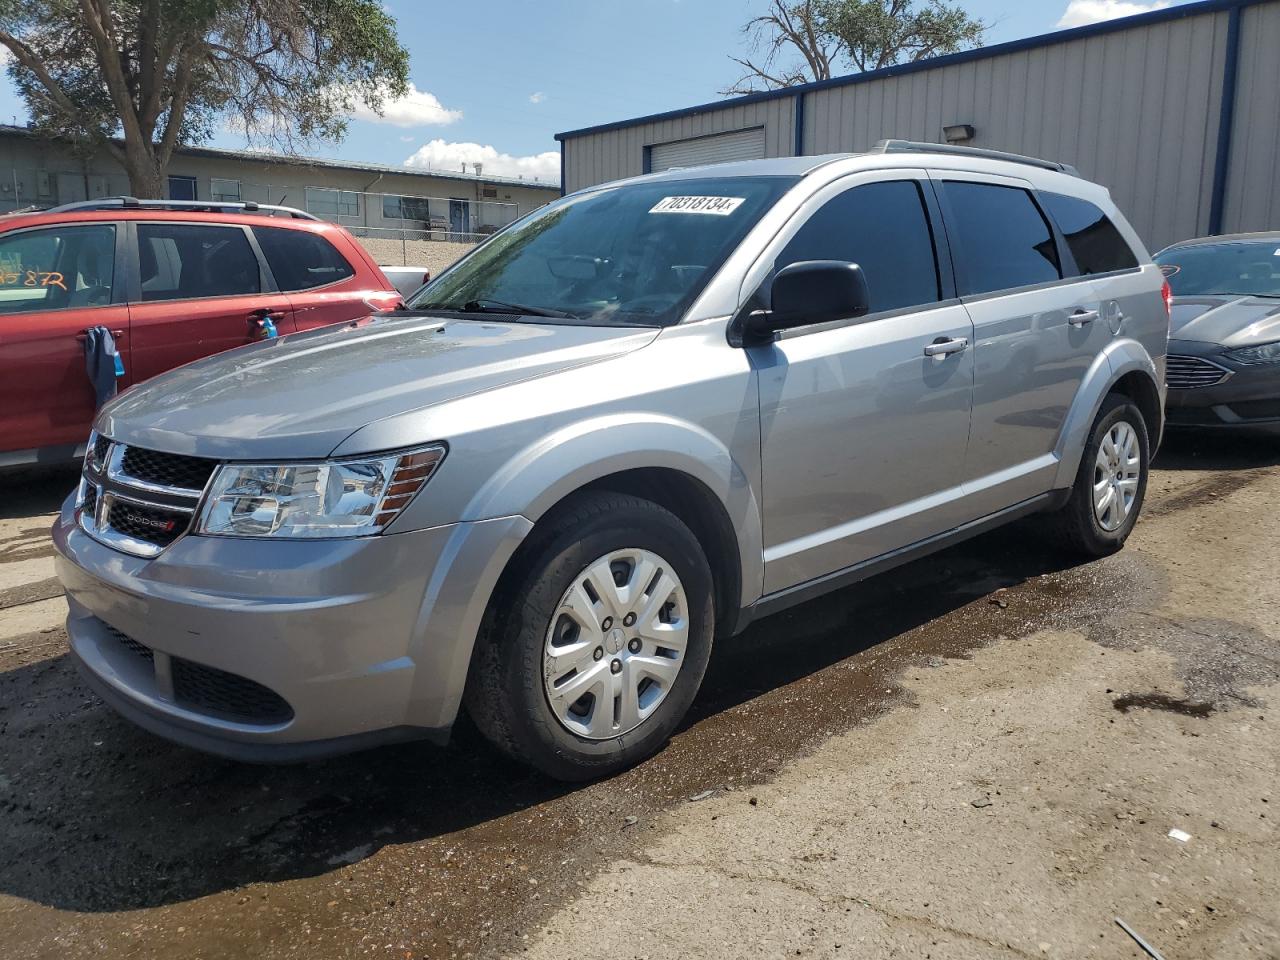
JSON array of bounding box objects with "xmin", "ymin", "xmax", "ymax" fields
[
  {"xmin": 1056, "ymin": 0, "xmax": 1169, "ymax": 27},
  {"xmin": 399, "ymin": 135, "xmax": 415, "ymax": 142},
  {"xmin": 0, "ymin": 45, "xmax": 13, "ymax": 66},
  {"xmin": 529, "ymin": 91, "xmax": 546, "ymax": 104},
  {"xmin": 349, "ymin": 82, "xmax": 462, "ymax": 127},
  {"xmin": 404, "ymin": 139, "xmax": 560, "ymax": 183}
]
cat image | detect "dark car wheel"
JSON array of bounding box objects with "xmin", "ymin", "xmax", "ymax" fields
[
  {"xmin": 1043, "ymin": 392, "xmax": 1150, "ymax": 557},
  {"xmin": 465, "ymin": 491, "xmax": 714, "ymax": 781}
]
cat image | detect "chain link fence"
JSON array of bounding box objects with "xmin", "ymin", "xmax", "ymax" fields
[{"xmin": 2, "ymin": 168, "xmax": 530, "ymax": 270}]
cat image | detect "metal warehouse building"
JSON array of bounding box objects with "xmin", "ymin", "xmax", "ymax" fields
[{"xmin": 556, "ymin": 0, "xmax": 1280, "ymax": 252}]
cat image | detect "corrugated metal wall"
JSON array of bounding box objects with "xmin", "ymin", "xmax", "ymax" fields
[
  {"xmin": 1221, "ymin": 0, "xmax": 1280, "ymax": 234},
  {"xmin": 562, "ymin": 98, "xmax": 796, "ymax": 194},
  {"xmin": 560, "ymin": 0, "xmax": 1279, "ymax": 253},
  {"xmin": 802, "ymin": 10, "xmax": 1229, "ymax": 250}
]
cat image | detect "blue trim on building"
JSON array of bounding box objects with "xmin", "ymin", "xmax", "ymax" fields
[
  {"xmin": 1208, "ymin": 4, "xmax": 1244, "ymax": 235},
  {"xmin": 555, "ymin": 0, "xmax": 1266, "ymax": 143},
  {"xmin": 793, "ymin": 92, "xmax": 805, "ymax": 157}
]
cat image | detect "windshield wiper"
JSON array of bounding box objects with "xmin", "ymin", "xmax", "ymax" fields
[{"xmin": 414, "ymin": 298, "xmax": 577, "ymax": 319}]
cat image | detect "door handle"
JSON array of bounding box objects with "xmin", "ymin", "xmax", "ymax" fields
[
  {"xmin": 75, "ymin": 328, "xmax": 125, "ymax": 342},
  {"xmin": 1069, "ymin": 309, "xmax": 1099, "ymax": 327},
  {"xmin": 249, "ymin": 308, "xmax": 286, "ymax": 321},
  {"xmin": 923, "ymin": 337, "xmax": 968, "ymax": 357}
]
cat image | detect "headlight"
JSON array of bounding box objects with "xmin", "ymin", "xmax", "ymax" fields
[
  {"xmin": 1226, "ymin": 340, "xmax": 1280, "ymax": 364},
  {"xmin": 197, "ymin": 444, "xmax": 445, "ymax": 538}
]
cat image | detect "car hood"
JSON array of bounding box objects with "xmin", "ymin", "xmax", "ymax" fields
[
  {"xmin": 98, "ymin": 314, "xmax": 659, "ymax": 459},
  {"xmin": 1169, "ymin": 295, "xmax": 1280, "ymax": 347}
]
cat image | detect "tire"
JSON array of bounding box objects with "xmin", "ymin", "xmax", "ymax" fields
[
  {"xmin": 464, "ymin": 491, "xmax": 715, "ymax": 781},
  {"xmin": 1042, "ymin": 392, "xmax": 1150, "ymax": 557}
]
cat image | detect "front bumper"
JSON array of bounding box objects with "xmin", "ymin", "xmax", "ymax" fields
[
  {"xmin": 1165, "ymin": 339, "xmax": 1280, "ymax": 433},
  {"xmin": 52, "ymin": 494, "xmax": 531, "ymax": 761}
]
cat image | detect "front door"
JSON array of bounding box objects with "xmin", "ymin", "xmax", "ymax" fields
[
  {"xmin": 752, "ymin": 174, "xmax": 975, "ymax": 595},
  {"xmin": 126, "ymin": 221, "xmax": 296, "ymax": 383},
  {"xmin": 449, "ymin": 199, "xmax": 470, "ymax": 237},
  {"xmin": 0, "ymin": 222, "xmax": 129, "ymax": 457},
  {"xmin": 932, "ymin": 175, "xmax": 1107, "ymax": 511}
]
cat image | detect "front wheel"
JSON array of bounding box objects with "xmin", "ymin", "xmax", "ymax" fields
[
  {"xmin": 1042, "ymin": 393, "xmax": 1150, "ymax": 557},
  {"xmin": 464, "ymin": 492, "xmax": 714, "ymax": 781}
]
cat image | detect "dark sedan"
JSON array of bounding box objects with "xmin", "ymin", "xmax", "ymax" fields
[{"xmin": 1154, "ymin": 233, "xmax": 1280, "ymax": 434}]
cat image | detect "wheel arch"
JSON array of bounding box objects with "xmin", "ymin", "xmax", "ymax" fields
[
  {"xmin": 1053, "ymin": 339, "xmax": 1163, "ymax": 489},
  {"xmin": 461, "ymin": 413, "xmax": 763, "ymax": 629}
]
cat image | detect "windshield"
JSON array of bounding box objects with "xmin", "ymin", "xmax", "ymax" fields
[
  {"xmin": 409, "ymin": 175, "xmax": 798, "ymax": 326},
  {"xmin": 1155, "ymin": 240, "xmax": 1280, "ymax": 298}
]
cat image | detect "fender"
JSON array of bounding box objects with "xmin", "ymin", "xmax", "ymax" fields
[
  {"xmin": 460, "ymin": 412, "xmax": 765, "ymax": 610},
  {"xmin": 1052, "ymin": 338, "xmax": 1160, "ymax": 489}
]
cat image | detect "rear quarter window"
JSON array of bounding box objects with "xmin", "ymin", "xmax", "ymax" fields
[
  {"xmin": 253, "ymin": 226, "xmax": 355, "ymax": 291},
  {"xmin": 1041, "ymin": 193, "xmax": 1139, "ymax": 275}
]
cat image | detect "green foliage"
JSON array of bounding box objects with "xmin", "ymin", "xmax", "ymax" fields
[
  {"xmin": 819, "ymin": 0, "xmax": 987, "ymax": 71},
  {"xmin": 0, "ymin": 0, "xmax": 410, "ymax": 193},
  {"xmin": 727, "ymin": 0, "xmax": 986, "ymax": 94}
]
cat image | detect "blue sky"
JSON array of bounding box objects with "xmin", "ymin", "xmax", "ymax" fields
[{"xmin": 0, "ymin": 0, "xmax": 1197, "ymax": 183}]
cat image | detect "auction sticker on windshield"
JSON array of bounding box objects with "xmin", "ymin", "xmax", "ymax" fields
[{"xmin": 649, "ymin": 196, "xmax": 745, "ymax": 216}]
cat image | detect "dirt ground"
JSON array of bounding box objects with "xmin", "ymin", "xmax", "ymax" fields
[{"xmin": 0, "ymin": 433, "xmax": 1277, "ymax": 960}]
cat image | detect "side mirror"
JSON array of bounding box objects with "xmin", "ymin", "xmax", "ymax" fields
[{"xmin": 742, "ymin": 260, "xmax": 870, "ymax": 342}]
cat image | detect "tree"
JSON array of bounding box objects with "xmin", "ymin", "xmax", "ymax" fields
[
  {"xmin": 0, "ymin": 0, "xmax": 410, "ymax": 198},
  {"xmin": 726, "ymin": 0, "xmax": 986, "ymax": 95}
]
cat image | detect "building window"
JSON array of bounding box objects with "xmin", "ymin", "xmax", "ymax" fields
[
  {"xmin": 382, "ymin": 194, "xmax": 433, "ymax": 221},
  {"xmin": 167, "ymin": 175, "xmax": 197, "ymax": 201},
  {"xmin": 210, "ymin": 178, "xmax": 241, "ymax": 202},
  {"xmin": 305, "ymin": 187, "xmax": 359, "ymax": 219}
]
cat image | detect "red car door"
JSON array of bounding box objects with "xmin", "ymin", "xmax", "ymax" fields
[
  {"xmin": 0, "ymin": 221, "xmax": 129, "ymax": 458},
  {"xmin": 251, "ymin": 224, "xmax": 400, "ymax": 331},
  {"xmin": 126, "ymin": 220, "xmax": 297, "ymax": 384}
]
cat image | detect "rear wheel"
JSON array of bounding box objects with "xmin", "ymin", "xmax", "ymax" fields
[
  {"xmin": 465, "ymin": 492, "xmax": 714, "ymax": 781},
  {"xmin": 1042, "ymin": 393, "xmax": 1150, "ymax": 556}
]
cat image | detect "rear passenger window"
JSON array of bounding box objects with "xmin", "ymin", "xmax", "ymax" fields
[
  {"xmin": 941, "ymin": 182, "xmax": 1061, "ymax": 295},
  {"xmin": 137, "ymin": 224, "xmax": 260, "ymax": 302},
  {"xmin": 1041, "ymin": 193, "xmax": 1139, "ymax": 275},
  {"xmin": 775, "ymin": 180, "xmax": 940, "ymax": 314},
  {"xmin": 253, "ymin": 226, "xmax": 355, "ymax": 291}
]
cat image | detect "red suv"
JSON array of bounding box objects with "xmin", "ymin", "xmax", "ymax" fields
[{"xmin": 0, "ymin": 198, "xmax": 401, "ymax": 467}]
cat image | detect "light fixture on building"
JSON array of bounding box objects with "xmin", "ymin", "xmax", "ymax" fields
[{"xmin": 943, "ymin": 123, "xmax": 975, "ymax": 144}]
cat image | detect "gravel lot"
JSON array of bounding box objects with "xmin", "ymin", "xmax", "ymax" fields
[{"xmin": 1, "ymin": 434, "xmax": 1277, "ymax": 959}]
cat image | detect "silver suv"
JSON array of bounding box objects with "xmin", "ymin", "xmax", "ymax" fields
[{"xmin": 54, "ymin": 143, "xmax": 1169, "ymax": 780}]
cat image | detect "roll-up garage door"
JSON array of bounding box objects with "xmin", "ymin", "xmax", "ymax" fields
[{"xmin": 648, "ymin": 128, "xmax": 767, "ymax": 172}]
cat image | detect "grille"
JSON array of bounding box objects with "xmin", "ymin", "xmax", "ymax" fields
[
  {"xmin": 105, "ymin": 623, "xmax": 154, "ymax": 663},
  {"xmin": 172, "ymin": 658, "xmax": 293, "ymax": 725},
  {"xmin": 96, "ymin": 619, "xmax": 292, "ymax": 725},
  {"xmin": 81, "ymin": 483, "xmax": 98, "ymax": 516},
  {"xmin": 120, "ymin": 446, "xmax": 218, "ymax": 491},
  {"xmin": 1166, "ymin": 355, "xmax": 1231, "ymax": 389},
  {"xmin": 107, "ymin": 500, "xmax": 189, "ymax": 548}
]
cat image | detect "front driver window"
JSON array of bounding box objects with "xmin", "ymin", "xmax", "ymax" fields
[
  {"xmin": 0, "ymin": 224, "xmax": 117, "ymax": 315},
  {"xmin": 773, "ymin": 180, "xmax": 942, "ymax": 314}
]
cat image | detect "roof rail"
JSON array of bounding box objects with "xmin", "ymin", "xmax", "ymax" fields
[
  {"xmin": 47, "ymin": 196, "xmax": 320, "ymax": 220},
  {"xmin": 871, "ymin": 140, "xmax": 1081, "ymax": 177}
]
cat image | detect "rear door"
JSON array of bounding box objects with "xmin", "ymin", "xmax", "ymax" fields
[
  {"xmin": 752, "ymin": 172, "xmax": 975, "ymax": 594},
  {"xmin": 0, "ymin": 221, "xmax": 128, "ymax": 456},
  {"xmin": 252, "ymin": 224, "xmax": 398, "ymax": 331},
  {"xmin": 125, "ymin": 221, "xmax": 297, "ymax": 383},
  {"xmin": 933, "ymin": 174, "xmax": 1107, "ymax": 511}
]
